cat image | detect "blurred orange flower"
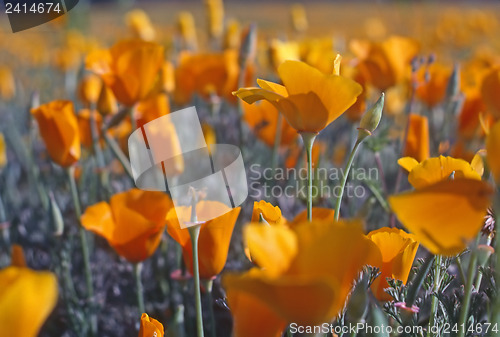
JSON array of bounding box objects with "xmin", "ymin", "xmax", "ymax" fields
[
  {"xmin": 243, "ymin": 100, "xmax": 297, "ymax": 148},
  {"xmin": 403, "ymin": 114, "xmax": 429, "ymax": 162},
  {"xmin": 389, "ymin": 178, "xmax": 492, "ymax": 256},
  {"xmin": 86, "ymin": 39, "xmax": 164, "ymax": 107},
  {"xmin": 350, "ymin": 36, "xmax": 419, "ymax": 91},
  {"xmin": 78, "ymin": 74, "xmax": 102, "ymax": 107},
  {"xmin": 486, "ymin": 120, "xmax": 500, "ymax": 184},
  {"xmin": 97, "ymin": 85, "xmax": 119, "ymax": 116},
  {"xmin": 481, "ymin": 67, "xmax": 500, "ymax": 119},
  {"xmin": 0, "ymin": 266, "xmax": 58, "ymax": 337},
  {"xmin": 415, "ymin": 63, "xmax": 451, "ymax": 107},
  {"xmin": 125, "ymin": 9, "xmax": 156, "ymax": 41},
  {"xmin": 31, "ymin": 100, "xmax": 81, "ymax": 167},
  {"xmin": 0, "ymin": 133, "xmax": 6, "ymax": 169},
  {"xmin": 138, "ymin": 313, "xmax": 164, "ymax": 337},
  {"xmin": 135, "ymin": 92, "xmax": 170, "ymax": 128},
  {"xmin": 398, "ymin": 155, "xmax": 482, "ymax": 189},
  {"xmin": 224, "ymin": 220, "xmax": 381, "ymax": 333},
  {"xmin": 166, "ymin": 201, "xmax": 241, "ymax": 279},
  {"xmin": 173, "ymin": 50, "xmax": 243, "ymax": 105},
  {"xmin": 0, "ymin": 66, "xmax": 15, "ymax": 101},
  {"xmin": 77, "ymin": 109, "xmax": 103, "ymax": 149},
  {"xmin": 234, "ymin": 59, "xmax": 362, "ymax": 134},
  {"xmin": 290, "ymin": 207, "xmax": 335, "ymax": 225},
  {"xmin": 251, "ymin": 200, "xmax": 286, "ymax": 226},
  {"xmin": 367, "ymin": 228, "xmax": 419, "ymax": 301},
  {"xmin": 81, "ymin": 189, "xmax": 172, "ymax": 263}
]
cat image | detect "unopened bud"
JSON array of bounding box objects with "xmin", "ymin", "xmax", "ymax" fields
[
  {"xmin": 357, "ymin": 93, "xmax": 384, "ymax": 142},
  {"xmin": 477, "ymin": 244, "xmax": 494, "ymax": 267},
  {"xmin": 239, "ymin": 23, "xmax": 257, "ymax": 68}
]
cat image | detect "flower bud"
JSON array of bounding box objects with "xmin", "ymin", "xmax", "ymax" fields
[{"xmin": 357, "ymin": 93, "xmax": 384, "ymax": 142}]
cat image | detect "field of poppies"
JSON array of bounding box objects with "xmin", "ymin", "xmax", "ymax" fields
[{"xmin": 1, "ymin": 0, "xmax": 500, "ymax": 336}]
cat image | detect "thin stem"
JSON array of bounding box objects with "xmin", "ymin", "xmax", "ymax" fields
[
  {"xmin": 102, "ymin": 132, "xmax": 134, "ymax": 180},
  {"xmin": 374, "ymin": 151, "xmax": 388, "ymax": 195},
  {"xmin": 300, "ymin": 132, "xmax": 317, "ymax": 222},
  {"xmin": 474, "ymin": 235, "xmax": 492, "ymax": 290},
  {"xmin": 203, "ymin": 279, "xmax": 217, "ymax": 337},
  {"xmin": 134, "ymin": 262, "xmax": 145, "ymax": 314},
  {"xmin": 456, "ymin": 256, "xmax": 466, "ymax": 285},
  {"xmin": 188, "ymin": 224, "xmax": 205, "ymax": 337},
  {"xmin": 457, "ymin": 250, "xmax": 478, "ymax": 337},
  {"xmin": 67, "ymin": 167, "xmax": 96, "ymax": 336},
  {"xmin": 335, "ymin": 140, "xmax": 362, "ymax": 221},
  {"xmin": 427, "ymin": 255, "xmax": 442, "ymax": 337},
  {"xmin": 271, "ymin": 114, "xmax": 283, "ymax": 174}
]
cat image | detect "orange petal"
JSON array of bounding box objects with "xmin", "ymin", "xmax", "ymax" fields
[{"xmin": 389, "ymin": 179, "xmax": 493, "ymax": 256}]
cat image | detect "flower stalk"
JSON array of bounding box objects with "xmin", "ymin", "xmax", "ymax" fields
[
  {"xmin": 300, "ymin": 132, "xmax": 317, "ymax": 222},
  {"xmin": 134, "ymin": 262, "xmax": 145, "ymax": 315}
]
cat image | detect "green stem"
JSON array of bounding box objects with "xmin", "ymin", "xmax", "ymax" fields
[
  {"xmin": 67, "ymin": 167, "xmax": 96, "ymax": 336},
  {"xmin": 427, "ymin": 255, "xmax": 442, "ymax": 337},
  {"xmin": 300, "ymin": 132, "xmax": 317, "ymax": 222},
  {"xmin": 271, "ymin": 114, "xmax": 283, "ymax": 173},
  {"xmin": 188, "ymin": 224, "xmax": 205, "ymax": 337},
  {"xmin": 457, "ymin": 250, "xmax": 478, "ymax": 337},
  {"xmin": 334, "ymin": 140, "xmax": 362, "ymax": 221},
  {"xmin": 203, "ymin": 279, "xmax": 217, "ymax": 337},
  {"xmin": 102, "ymin": 132, "xmax": 134, "ymax": 180},
  {"xmin": 134, "ymin": 262, "xmax": 145, "ymax": 314},
  {"xmin": 456, "ymin": 256, "xmax": 466, "ymax": 285}
]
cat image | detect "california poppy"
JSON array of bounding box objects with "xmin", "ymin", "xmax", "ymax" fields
[
  {"xmin": 173, "ymin": 50, "xmax": 242, "ymax": 105},
  {"xmin": 86, "ymin": 39, "xmax": 165, "ymax": 107},
  {"xmin": 31, "ymin": 100, "xmax": 81, "ymax": 167},
  {"xmin": 77, "ymin": 109, "xmax": 103, "ymax": 149},
  {"xmin": 350, "ymin": 36, "xmax": 419, "ymax": 91},
  {"xmin": 243, "ymin": 100, "xmax": 297, "ymax": 148},
  {"xmin": 389, "ymin": 178, "xmax": 492, "ymax": 256},
  {"xmin": 415, "ymin": 63, "xmax": 451, "ymax": 107},
  {"xmin": 166, "ymin": 201, "xmax": 240, "ymax": 279},
  {"xmin": 0, "ymin": 66, "xmax": 15, "ymax": 101},
  {"xmin": 135, "ymin": 92, "xmax": 170, "ymax": 129},
  {"xmin": 251, "ymin": 200, "xmax": 286, "ymax": 226},
  {"xmin": 403, "ymin": 114, "xmax": 430, "ymax": 162},
  {"xmin": 205, "ymin": 0, "xmax": 224, "ymax": 39},
  {"xmin": 224, "ymin": 220, "xmax": 381, "ymax": 332},
  {"xmin": 78, "ymin": 73, "xmax": 102, "ymax": 108},
  {"xmin": 481, "ymin": 67, "xmax": 500, "ymax": 119},
  {"xmin": 234, "ymin": 59, "xmax": 362, "ymax": 134},
  {"xmin": 0, "ymin": 266, "xmax": 58, "ymax": 337},
  {"xmin": 367, "ymin": 227, "xmax": 419, "ymax": 301},
  {"xmin": 398, "ymin": 155, "xmax": 482, "ymax": 189},
  {"xmin": 80, "ymin": 189, "xmax": 172, "ymax": 263},
  {"xmin": 125, "ymin": 9, "xmax": 156, "ymax": 42},
  {"xmin": 486, "ymin": 120, "xmax": 500, "ymax": 184},
  {"xmin": 97, "ymin": 85, "xmax": 119, "ymax": 116},
  {"xmin": 0, "ymin": 133, "xmax": 6, "ymax": 169},
  {"xmin": 138, "ymin": 313, "xmax": 164, "ymax": 337}
]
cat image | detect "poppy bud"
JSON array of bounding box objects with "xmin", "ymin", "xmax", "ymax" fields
[{"xmin": 357, "ymin": 93, "xmax": 384, "ymax": 142}]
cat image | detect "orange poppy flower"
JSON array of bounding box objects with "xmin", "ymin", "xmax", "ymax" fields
[
  {"xmin": 205, "ymin": 0, "xmax": 224, "ymax": 39},
  {"xmin": 0, "ymin": 66, "xmax": 15, "ymax": 101},
  {"xmin": 0, "ymin": 266, "xmax": 58, "ymax": 337},
  {"xmin": 481, "ymin": 67, "xmax": 500, "ymax": 119},
  {"xmin": 403, "ymin": 114, "xmax": 429, "ymax": 162},
  {"xmin": 97, "ymin": 85, "xmax": 119, "ymax": 116},
  {"xmin": 350, "ymin": 36, "xmax": 419, "ymax": 91},
  {"xmin": 251, "ymin": 200, "xmax": 286, "ymax": 226},
  {"xmin": 78, "ymin": 73, "xmax": 102, "ymax": 107},
  {"xmin": 80, "ymin": 189, "xmax": 172, "ymax": 263},
  {"xmin": 125, "ymin": 9, "xmax": 156, "ymax": 42},
  {"xmin": 135, "ymin": 92, "xmax": 171, "ymax": 129},
  {"xmin": 290, "ymin": 207, "xmax": 335, "ymax": 225},
  {"xmin": 138, "ymin": 313, "xmax": 164, "ymax": 337},
  {"xmin": 77, "ymin": 109, "xmax": 103, "ymax": 149},
  {"xmin": 243, "ymin": 100, "xmax": 297, "ymax": 148},
  {"xmin": 367, "ymin": 228, "xmax": 419, "ymax": 301},
  {"xmin": 415, "ymin": 63, "xmax": 451, "ymax": 107},
  {"xmin": 398, "ymin": 155, "xmax": 482, "ymax": 189},
  {"xmin": 224, "ymin": 220, "xmax": 381, "ymax": 330},
  {"xmin": 389, "ymin": 178, "xmax": 493, "ymax": 256},
  {"xmin": 234, "ymin": 59, "xmax": 362, "ymax": 134},
  {"xmin": 86, "ymin": 39, "xmax": 165, "ymax": 107},
  {"xmin": 458, "ymin": 90, "xmax": 486, "ymax": 139},
  {"xmin": 166, "ymin": 201, "xmax": 241, "ymax": 279},
  {"xmin": 173, "ymin": 50, "xmax": 244, "ymax": 105},
  {"xmin": 31, "ymin": 100, "xmax": 81, "ymax": 167},
  {"xmin": 486, "ymin": 120, "xmax": 500, "ymax": 184}
]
